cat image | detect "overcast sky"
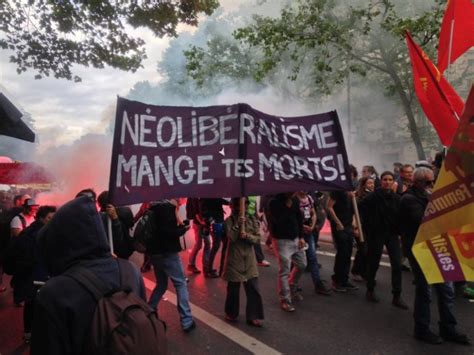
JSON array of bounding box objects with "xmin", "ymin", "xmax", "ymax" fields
[{"xmin": 0, "ymin": 0, "xmax": 245, "ymax": 153}]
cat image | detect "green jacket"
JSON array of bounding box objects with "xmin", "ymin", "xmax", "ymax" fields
[{"xmin": 222, "ymin": 214, "xmax": 260, "ymax": 283}]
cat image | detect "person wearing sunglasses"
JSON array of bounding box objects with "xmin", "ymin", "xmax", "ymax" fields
[{"xmin": 399, "ymin": 167, "xmax": 470, "ymax": 345}]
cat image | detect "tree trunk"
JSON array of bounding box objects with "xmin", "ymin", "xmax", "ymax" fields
[{"xmin": 391, "ymin": 74, "xmax": 426, "ymax": 160}]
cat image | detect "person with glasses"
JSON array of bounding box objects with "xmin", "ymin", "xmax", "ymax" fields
[{"xmin": 399, "ymin": 167, "xmax": 470, "ymax": 345}]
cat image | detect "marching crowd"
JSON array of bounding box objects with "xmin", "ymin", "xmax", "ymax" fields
[{"xmin": 0, "ymin": 158, "xmax": 472, "ymax": 354}]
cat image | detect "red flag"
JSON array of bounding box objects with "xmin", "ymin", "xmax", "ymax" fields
[
  {"xmin": 406, "ymin": 32, "xmax": 464, "ymax": 146},
  {"xmin": 437, "ymin": 0, "xmax": 474, "ymax": 73}
]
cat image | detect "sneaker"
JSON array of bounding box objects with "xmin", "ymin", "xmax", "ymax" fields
[
  {"xmin": 392, "ymin": 296, "xmax": 409, "ymax": 310},
  {"xmin": 257, "ymin": 260, "xmax": 271, "ymax": 267},
  {"xmin": 291, "ymin": 290, "xmax": 304, "ymax": 302},
  {"xmin": 341, "ymin": 282, "xmax": 359, "ymax": 291},
  {"xmin": 366, "ymin": 290, "xmax": 380, "ymax": 303},
  {"xmin": 332, "ymin": 281, "xmax": 347, "ymax": 293},
  {"xmin": 315, "ymin": 281, "xmax": 332, "ymax": 296},
  {"xmin": 23, "ymin": 332, "xmax": 31, "ymax": 344},
  {"xmin": 415, "ymin": 330, "xmax": 443, "ymax": 344},
  {"xmin": 183, "ymin": 321, "xmax": 196, "ymax": 333},
  {"xmin": 280, "ymin": 301, "xmax": 295, "ymax": 312},
  {"xmin": 187, "ymin": 265, "xmax": 201, "ymax": 274},
  {"xmin": 440, "ymin": 330, "xmax": 471, "ymax": 345}
]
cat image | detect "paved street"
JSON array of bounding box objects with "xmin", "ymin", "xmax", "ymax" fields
[{"xmin": 1, "ymin": 232, "xmax": 472, "ymax": 355}]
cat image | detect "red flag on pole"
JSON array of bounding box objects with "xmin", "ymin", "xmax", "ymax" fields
[
  {"xmin": 437, "ymin": 0, "xmax": 474, "ymax": 73},
  {"xmin": 406, "ymin": 32, "xmax": 464, "ymax": 146}
]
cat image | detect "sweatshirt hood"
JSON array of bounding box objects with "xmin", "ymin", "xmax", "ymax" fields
[{"xmin": 37, "ymin": 196, "xmax": 111, "ymax": 276}]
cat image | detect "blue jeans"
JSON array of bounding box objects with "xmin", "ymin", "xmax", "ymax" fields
[
  {"xmin": 188, "ymin": 223, "xmax": 211, "ymax": 268},
  {"xmin": 273, "ymin": 238, "xmax": 307, "ymax": 303},
  {"xmin": 407, "ymin": 253, "xmax": 456, "ymax": 335},
  {"xmin": 148, "ymin": 253, "xmax": 194, "ymax": 329},
  {"xmin": 304, "ymin": 234, "xmax": 322, "ymax": 286},
  {"xmin": 206, "ymin": 222, "xmax": 224, "ymax": 272}
]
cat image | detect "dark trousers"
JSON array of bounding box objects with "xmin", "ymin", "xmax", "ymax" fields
[
  {"xmin": 225, "ymin": 277, "xmax": 264, "ymax": 321},
  {"xmin": 351, "ymin": 239, "xmax": 367, "ymax": 278},
  {"xmin": 254, "ymin": 243, "xmax": 265, "ymax": 263},
  {"xmin": 366, "ymin": 234, "xmax": 402, "ymax": 295},
  {"xmin": 23, "ymin": 299, "xmax": 35, "ymax": 333},
  {"xmin": 331, "ymin": 227, "xmax": 353, "ymax": 285},
  {"xmin": 206, "ymin": 223, "xmax": 224, "ymax": 272},
  {"xmin": 407, "ymin": 253, "xmax": 457, "ymax": 335}
]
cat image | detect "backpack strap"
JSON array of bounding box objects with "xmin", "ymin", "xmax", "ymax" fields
[
  {"xmin": 17, "ymin": 214, "xmax": 27, "ymax": 229},
  {"xmin": 116, "ymin": 258, "xmax": 135, "ymax": 292},
  {"xmin": 64, "ymin": 267, "xmax": 113, "ymax": 301}
]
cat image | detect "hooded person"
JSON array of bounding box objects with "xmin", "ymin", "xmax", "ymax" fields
[{"xmin": 31, "ymin": 196, "xmax": 145, "ymax": 355}]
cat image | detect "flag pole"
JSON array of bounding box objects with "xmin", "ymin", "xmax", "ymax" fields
[
  {"xmin": 447, "ymin": 19, "xmax": 455, "ymax": 72},
  {"xmin": 239, "ymin": 197, "xmax": 246, "ymax": 234},
  {"xmin": 352, "ymin": 194, "xmax": 364, "ymax": 243}
]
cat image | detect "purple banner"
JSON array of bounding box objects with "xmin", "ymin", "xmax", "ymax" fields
[{"xmin": 109, "ymin": 97, "xmax": 352, "ymax": 206}]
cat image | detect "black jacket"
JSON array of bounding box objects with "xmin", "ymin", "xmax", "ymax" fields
[
  {"xmin": 31, "ymin": 196, "xmax": 145, "ymax": 355},
  {"xmin": 399, "ymin": 186, "xmax": 429, "ymax": 255},
  {"xmin": 146, "ymin": 200, "xmax": 187, "ymax": 255},
  {"xmin": 358, "ymin": 188, "xmax": 401, "ymax": 239},
  {"xmin": 268, "ymin": 195, "xmax": 304, "ymax": 240}
]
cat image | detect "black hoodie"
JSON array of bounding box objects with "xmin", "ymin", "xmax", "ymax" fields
[
  {"xmin": 358, "ymin": 188, "xmax": 401, "ymax": 239},
  {"xmin": 31, "ymin": 196, "xmax": 145, "ymax": 355}
]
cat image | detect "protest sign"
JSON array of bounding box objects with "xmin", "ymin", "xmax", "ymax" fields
[
  {"xmin": 412, "ymin": 85, "xmax": 474, "ymax": 283},
  {"xmin": 109, "ymin": 97, "xmax": 352, "ymax": 205}
]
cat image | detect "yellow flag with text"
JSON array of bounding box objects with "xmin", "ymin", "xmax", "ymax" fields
[{"xmin": 412, "ymin": 85, "xmax": 474, "ymax": 284}]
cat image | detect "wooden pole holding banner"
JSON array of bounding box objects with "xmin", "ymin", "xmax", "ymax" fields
[
  {"xmin": 352, "ymin": 194, "xmax": 364, "ymax": 242},
  {"xmin": 107, "ymin": 216, "xmax": 114, "ymax": 254},
  {"xmin": 239, "ymin": 197, "xmax": 246, "ymax": 235}
]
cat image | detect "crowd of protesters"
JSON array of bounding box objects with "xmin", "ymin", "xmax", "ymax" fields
[{"xmin": 0, "ymin": 156, "xmax": 472, "ymax": 354}]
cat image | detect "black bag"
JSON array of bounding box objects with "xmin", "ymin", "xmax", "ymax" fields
[
  {"xmin": 65, "ymin": 259, "xmax": 167, "ymax": 355},
  {"xmin": 2, "ymin": 214, "xmax": 28, "ymax": 275},
  {"xmin": 0, "ymin": 208, "xmax": 23, "ymax": 261},
  {"xmin": 132, "ymin": 210, "xmax": 157, "ymax": 253}
]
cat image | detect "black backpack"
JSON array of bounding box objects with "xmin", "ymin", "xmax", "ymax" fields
[
  {"xmin": 0, "ymin": 208, "xmax": 23, "ymax": 260},
  {"xmin": 132, "ymin": 209, "xmax": 157, "ymax": 253},
  {"xmin": 65, "ymin": 259, "xmax": 167, "ymax": 355},
  {"xmin": 2, "ymin": 214, "xmax": 28, "ymax": 275}
]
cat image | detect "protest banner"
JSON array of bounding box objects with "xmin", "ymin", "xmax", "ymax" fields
[
  {"xmin": 412, "ymin": 85, "xmax": 474, "ymax": 283},
  {"xmin": 108, "ymin": 97, "xmax": 352, "ymax": 206}
]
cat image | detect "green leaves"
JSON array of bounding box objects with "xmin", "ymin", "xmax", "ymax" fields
[{"xmin": 1, "ymin": 0, "xmax": 219, "ymax": 81}]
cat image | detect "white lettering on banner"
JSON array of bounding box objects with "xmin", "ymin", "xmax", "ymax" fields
[
  {"xmin": 239, "ymin": 113, "xmax": 256, "ymax": 144},
  {"xmin": 175, "ymin": 156, "xmax": 195, "ymax": 184},
  {"xmin": 219, "ymin": 114, "xmax": 238, "ymax": 145},
  {"xmin": 120, "ymin": 111, "xmax": 138, "ymax": 145},
  {"xmin": 154, "ymin": 156, "xmax": 174, "ymax": 186},
  {"xmin": 258, "ymin": 153, "xmax": 343, "ymax": 182},
  {"xmin": 199, "ymin": 116, "xmax": 220, "ymax": 146},
  {"xmin": 176, "ymin": 117, "xmax": 192, "ymax": 147},
  {"xmin": 117, "ymin": 155, "xmax": 215, "ymax": 187},
  {"xmin": 157, "ymin": 116, "xmax": 177, "ymax": 147},
  {"xmin": 139, "ymin": 114, "xmax": 157, "ymax": 147},
  {"xmin": 137, "ymin": 156, "xmax": 154, "ymax": 186},
  {"xmin": 116, "ymin": 155, "xmax": 137, "ymax": 187},
  {"xmin": 197, "ymin": 155, "xmax": 214, "ymax": 184},
  {"xmin": 119, "ymin": 109, "xmax": 340, "ymax": 152}
]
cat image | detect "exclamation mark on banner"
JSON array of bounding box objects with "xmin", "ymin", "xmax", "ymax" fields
[{"xmin": 337, "ymin": 154, "xmax": 346, "ymax": 180}]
